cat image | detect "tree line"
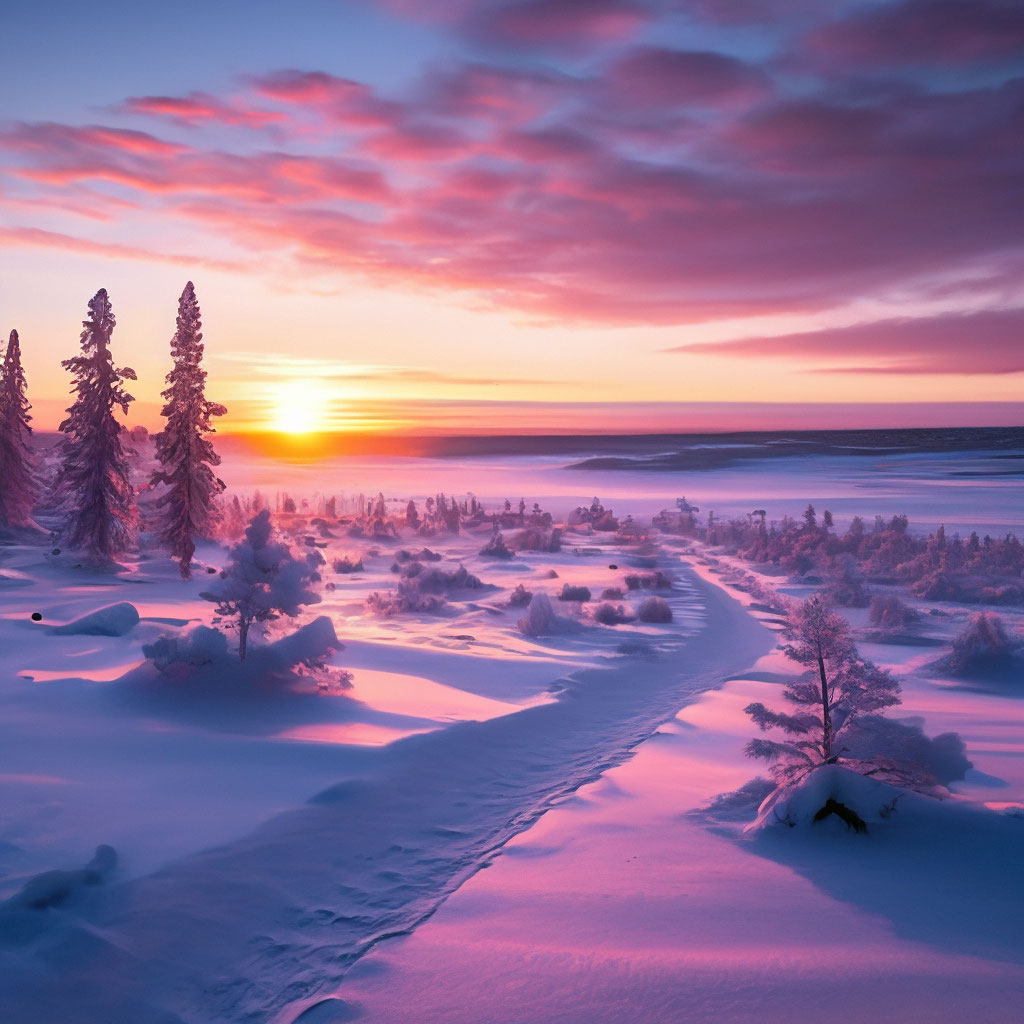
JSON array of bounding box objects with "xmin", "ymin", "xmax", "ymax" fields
[{"xmin": 0, "ymin": 283, "xmax": 225, "ymax": 577}]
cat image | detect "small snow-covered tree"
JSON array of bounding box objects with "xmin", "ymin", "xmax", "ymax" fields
[
  {"xmin": 745, "ymin": 595, "xmax": 900, "ymax": 780},
  {"xmin": 150, "ymin": 282, "xmax": 227, "ymax": 577},
  {"xmin": 56, "ymin": 289, "xmax": 137, "ymax": 561},
  {"xmin": 200, "ymin": 509, "xmax": 321, "ymax": 659},
  {"xmin": 0, "ymin": 329, "xmax": 38, "ymax": 529}
]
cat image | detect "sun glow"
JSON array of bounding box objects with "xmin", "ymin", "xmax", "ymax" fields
[{"xmin": 270, "ymin": 379, "xmax": 331, "ymax": 434}]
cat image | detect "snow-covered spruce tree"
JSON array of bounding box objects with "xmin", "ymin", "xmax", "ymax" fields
[
  {"xmin": 744, "ymin": 595, "xmax": 900, "ymax": 781},
  {"xmin": 150, "ymin": 282, "xmax": 227, "ymax": 577},
  {"xmin": 0, "ymin": 329, "xmax": 38, "ymax": 529},
  {"xmin": 56, "ymin": 289, "xmax": 137, "ymax": 561},
  {"xmin": 200, "ymin": 509, "xmax": 321, "ymax": 659}
]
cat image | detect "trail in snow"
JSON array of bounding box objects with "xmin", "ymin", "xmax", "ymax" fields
[{"xmin": 0, "ymin": 568, "xmax": 773, "ymax": 1024}]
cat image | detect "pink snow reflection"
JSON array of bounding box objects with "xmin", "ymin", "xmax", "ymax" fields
[{"xmin": 279, "ymin": 721, "xmax": 435, "ymax": 747}]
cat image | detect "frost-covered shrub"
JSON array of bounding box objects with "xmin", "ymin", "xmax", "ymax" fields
[
  {"xmin": 910, "ymin": 570, "xmax": 959, "ymax": 601},
  {"xmin": 843, "ymin": 715, "xmax": 971, "ymax": 790},
  {"xmin": 509, "ymin": 527, "xmax": 561, "ymax": 552},
  {"xmin": 402, "ymin": 562, "xmax": 482, "ymax": 593},
  {"xmin": 636, "ymin": 596, "xmax": 673, "ymax": 623},
  {"xmin": 333, "ymin": 555, "xmax": 364, "ymax": 574},
  {"xmin": 365, "ymin": 581, "xmax": 448, "ymax": 616},
  {"xmin": 558, "ymin": 583, "xmax": 591, "ymax": 602},
  {"xmin": 544, "ymin": 568, "xmax": 559, "ymax": 579},
  {"xmin": 143, "ymin": 625, "xmax": 229, "ymax": 672},
  {"xmin": 393, "ymin": 547, "xmax": 442, "ymax": 564},
  {"xmin": 507, "ymin": 583, "xmax": 533, "ymax": 608},
  {"xmin": 868, "ymin": 594, "xmax": 917, "ymax": 629},
  {"xmin": 479, "ymin": 533, "xmax": 514, "ymax": 559},
  {"xmin": 624, "ymin": 570, "xmax": 671, "ymax": 591},
  {"xmin": 518, "ymin": 592, "xmax": 556, "ymax": 636},
  {"xmin": 601, "ymin": 586, "xmax": 625, "ymax": 600},
  {"xmin": 944, "ymin": 612, "xmax": 1018, "ymax": 676},
  {"xmin": 594, "ymin": 602, "xmax": 634, "ymax": 625}
]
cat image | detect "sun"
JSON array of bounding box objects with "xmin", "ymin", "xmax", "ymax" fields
[{"xmin": 270, "ymin": 379, "xmax": 330, "ymax": 434}]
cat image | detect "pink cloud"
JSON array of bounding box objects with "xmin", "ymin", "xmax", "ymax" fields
[
  {"xmin": 803, "ymin": 0, "xmax": 1024, "ymax": 69},
  {"xmin": 124, "ymin": 92, "xmax": 287, "ymax": 129},
  {"xmin": 603, "ymin": 47, "xmax": 773, "ymax": 110},
  {"xmin": 673, "ymin": 309, "xmax": 1024, "ymax": 374},
  {"xmin": 3, "ymin": 44, "xmax": 1023, "ymax": 330},
  {"xmin": 0, "ymin": 225, "xmax": 247, "ymax": 273}
]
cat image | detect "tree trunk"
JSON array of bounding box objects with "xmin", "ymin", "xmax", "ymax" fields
[
  {"xmin": 817, "ymin": 646, "xmax": 832, "ymax": 759},
  {"xmin": 239, "ymin": 617, "xmax": 249, "ymax": 661}
]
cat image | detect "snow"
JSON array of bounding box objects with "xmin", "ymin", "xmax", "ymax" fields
[
  {"xmin": 51, "ymin": 601, "xmax": 140, "ymax": 637},
  {"xmin": 0, "ymin": 445, "xmax": 1022, "ymax": 1022}
]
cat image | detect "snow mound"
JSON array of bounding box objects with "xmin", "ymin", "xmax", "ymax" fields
[
  {"xmin": 51, "ymin": 602, "xmax": 140, "ymax": 637},
  {"xmin": 0, "ymin": 844, "xmax": 117, "ymax": 945},
  {"xmin": 747, "ymin": 765, "xmax": 905, "ymax": 834},
  {"xmin": 127, "ymin": 615, "xmax": 342, "ymax": 696}
]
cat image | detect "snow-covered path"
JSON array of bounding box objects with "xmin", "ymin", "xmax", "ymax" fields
[{"xmin": 0, "ymin": 568, "xmax": 773, "ymax": 1024}]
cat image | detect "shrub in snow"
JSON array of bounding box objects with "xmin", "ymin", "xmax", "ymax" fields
[
  {"xmin": 479, "ymin": 533, "xmax": 514, "ymax": 559},
  {"xmin": 402, "ymin": 562, "xmax": 483, "ymax": 593},
  {"xmin": 518, "ymin": 592, "xmax": 556, "ymax": 636},
  {"xmin": 52, "ymin": 601, "xmax": 140, "ymax": 637},
  {"xmin": 393, "ymin": 547, "xmax": 442, "ymax": 565},
  {"xmin": 333, "ymin": 555, "xmax": 364, "ymax": 574},
  {"xmin": 636, "ymin": 596, "xmax": 673, "ymax": 623},
  {"xmin": 558, "ymin": 584, "xmax": 591, "ymax": 602},
  {"xmin": 142, "ymin": 625, "xmax": 229, "ymax": 673},
  {"xmin": 366, "ymin": 580, "xmax": 448, "ymax": 616},
  {"xmin": 624, "ymin": 570, "xmax": 671, "ymax": 591},
  {"xmin": 601, "ymin": 586, "xmax": 624, "ymax": 600},
  {"xmin": 842, "ymin": 715, "xmax": 971, "ymax": 791},
  {"xmin": 54, "ymin": 289, "xmax": 137, "ymax": 562},
  {"xmin": 942, "ymin": 612, "xmax": 1019, "ymax": 677},
  {"xmin": 868, "ymin": 594, "xmax": 917, "ymax": 629},
  {"xmin": 543, "ymin": 568, "xmax": 559, "ymax": 579},
  {"xmin": 0, "ymin": 328, "xmax": 39, "ymax": 531},
  {"xmin": 149, "ymin": 283, "xmax": 227, "ymax": 578},
  {"xmin": 745, "ymin": 596, "xmax": 900, "ymax": 783},
  {"xmin": 201, "ymin": 509, "xmax": 321, "ymax": 659},
  {"xmin": 506, "ymin": 583, "xmax": 533, "ymax": 607},
  {"xmin": 593, "ymin": 602, "xmax": 634, "ymax": 625},
  {"xmin": 509, "ymin": 527, "xmax": 561, "ymax": 552}
]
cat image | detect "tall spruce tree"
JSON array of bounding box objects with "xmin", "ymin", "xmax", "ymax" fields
[
  {"xmin": 56, "ymin": 289, "xmax": 137, "ymax": 561},
  {"xmin": 150, "ymin": 282, "xmax": 227, "ymax": 577},
  {"xmin": 0, "ymin": 329, "xmax": 38, "ymax": 530}
]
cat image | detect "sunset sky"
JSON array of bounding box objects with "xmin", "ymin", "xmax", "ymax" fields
[{"xmin": 2, "ymin": 0, "xmax": 1022, "ymax": 434}]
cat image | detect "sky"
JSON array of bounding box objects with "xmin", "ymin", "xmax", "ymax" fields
[{"xmin": 1, "ymin": 0, "xmax": 1023, "ymax": 435}]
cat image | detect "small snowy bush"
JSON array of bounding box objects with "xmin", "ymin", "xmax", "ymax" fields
[
  {"xmin": 944, "ymin": 612, "xmax": 1018, "ymax": 676},
  {"xmin": 593, "ymin": 602, "xmax": 634, "ymax": 625},
  {"xmin": 333, "ymin": 555, "xmax": 364, "ymax": 573},
  {"xmin": 506, "ymin": 583, "xmax": 533, "ymax": 607},
  {"xmin": 143, "ymin": 625, "xmax": 229, "ymax": 672},
  {"xmin": 518, "ymin": 593, "xmax": 556, "ymax": 636},
  {"xmin": 558, "ymin": 583, "xmax": 591, "ymax": 602},
  {"xmin": 868, "ymin": 594, "xmax": 917, "ymax": 629},
  {"xmin": 636, "ymin": 596, "xmax": 672, "ymax": 623},
  {"xmin": 479, "ymin": 533, "xmax": 514, "ymax": 559},
  {"xmin": 624, "ymin": 570, "xmax": 671, "ymax": 591}
]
